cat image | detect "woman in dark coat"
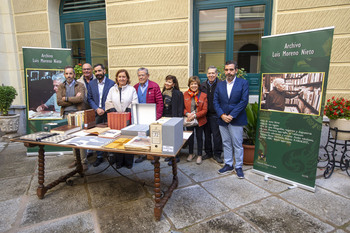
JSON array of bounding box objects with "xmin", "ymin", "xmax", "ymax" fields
[{"xmin": 162, "ymin": 75, "xmax": 184, "ymax": 165}]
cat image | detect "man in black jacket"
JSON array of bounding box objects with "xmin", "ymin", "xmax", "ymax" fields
[{"xmin": 200, "ymin": 66, "xmax": 223, "ymax": 163}]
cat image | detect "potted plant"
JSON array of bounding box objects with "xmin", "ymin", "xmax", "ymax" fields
[
  {"xmin": 0, "ymin": 85, "xmax": 19, "ymax": 135},
  {"xmin": 324, "ymin": 96, "xmax": 350, "ymax": 140},
  {"xmin": 243, "ymin": 102, "xmax": 258, "ymax": 165}
]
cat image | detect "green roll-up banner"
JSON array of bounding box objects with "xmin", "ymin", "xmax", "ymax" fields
[
  {"xmin": 23, "ymin": 47, "xmax": 72, "ymax": 153},
  {"xmin": 253, "ymin": 27, "xmax": 334, "ymax": 190}
]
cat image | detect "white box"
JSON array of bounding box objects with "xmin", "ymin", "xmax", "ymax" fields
[{"xmin": 121, "ymin": 104, "xmax": 156, "ymax": 136}]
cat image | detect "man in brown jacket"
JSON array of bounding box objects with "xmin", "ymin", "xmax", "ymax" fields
[
  {"xmin": 57, "ymin": 66, "xmax": 88, "ymax": 170},
  {"xmin": 57, "ymin": 66, "xmax": 85, "ymax": 117}
]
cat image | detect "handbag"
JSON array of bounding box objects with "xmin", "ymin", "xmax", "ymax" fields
[{"xmin": 183, "ymin": 116, "xmax": 198, "ymax": 127}]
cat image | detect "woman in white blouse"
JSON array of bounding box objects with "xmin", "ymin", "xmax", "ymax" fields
[{"xmin": 105, "ymin": 69, "xmax": 138, "ymax": 169}]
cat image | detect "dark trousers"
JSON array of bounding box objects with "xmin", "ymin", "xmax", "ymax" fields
[
  {"xmin": 96, "ymin": 112, "xmax": 107, "ymax": 158},
  {"xmin": 115, "ymin": 153, "xmax": 134, "ymax": 167},
  {"xmin": 96, "ymin": 112, "xmax": 107, "ymax": 124},
  {"xmin": 187, "ymin": 125, "xmax": 204, "ymax": 156},
  {"xmin": 204, "ymin": 115, "xmax": 223, "ymax": 157}
]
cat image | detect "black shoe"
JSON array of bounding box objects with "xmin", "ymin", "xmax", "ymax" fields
[
  {"xmin": 135, "ymin": 155, "xmax": 146, "ymax": 163},
  {"xmin": 108, "ymin": 155, "xmax": 116, "ymax": 165},
  {"xmin": 116, "ymin": 163, "xmax": 123, "ymax": 169},
  {"xmin": 164, "ymin": 157, "xmax": 171, "ymax": 162},
  {"xmin": 87, "ymin": 152, "xmax": 94, "ymax": 158},
  {"xmin": 213, "ymin": 156, "xmax": 224, "ymax": 164},
  {"xmin": 93, "ymin": 158, "xmax": 104, "ymax": 167},
  {"xmin": 202, "ymin": 154, "xmax": 213, "ymax": 160},
  {"xmin": 168, "ymin": 157, "xmax": 180, "ymax": 166},
  {"xmin": 151, "ymin": 160, "xmax": 155, "ymax": 164},
  {"xmin": 126, "ymin": 164, "xmax": 133, "ymax": 169}
]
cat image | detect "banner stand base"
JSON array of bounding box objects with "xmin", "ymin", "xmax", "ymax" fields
[
  {"xmin": 27, "ymin": 151, "xmax": 73, "ymax": 157},
  {"xmin": 252, "ymin": 169, "xmax": 315, "ymax": 193}
]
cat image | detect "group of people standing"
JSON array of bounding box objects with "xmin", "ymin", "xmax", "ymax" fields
[{"xmin": 53, "ymin": 60, "xmax": 248, "ymax": 179}]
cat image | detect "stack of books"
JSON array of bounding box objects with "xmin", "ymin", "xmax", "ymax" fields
[
  {"xmin": 107, "ymin": 112, "xmax": 131, "ymax": 130},
  {"xmin": 67, "ymin": 109, "xmax": 96, "ymax": 129}
]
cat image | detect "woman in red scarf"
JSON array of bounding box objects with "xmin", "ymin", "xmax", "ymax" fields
[{"xmin": 183, "ymin": 76, "xmax": 208, "ymax": 165}]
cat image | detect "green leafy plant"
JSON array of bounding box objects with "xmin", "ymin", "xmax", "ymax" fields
[
  {"xmin": 217, "ymin": 65, "xmax": 247, "ymax": 81},
  {"xmin": 0, "ymin": 85, "xmax": 18, "ymax": 116},
  {"xmin": 324, "ymin": 96, "xmax": 350, "ymax": 120},
  {"xmin": 74, "ymin": 63, "xmax": 83, "ymax": 79},
  {"xmin": 244, "ymin": 102, "xmax": 258, "ymax": 145}
]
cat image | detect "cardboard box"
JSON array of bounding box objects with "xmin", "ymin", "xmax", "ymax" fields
[
  {"xmin": 121, "ymin": 104, "xmax": 156, "ymax": 136},
  {"xmin": 150, "ymin": 117, "xmax": 183, "ymax": 155}
]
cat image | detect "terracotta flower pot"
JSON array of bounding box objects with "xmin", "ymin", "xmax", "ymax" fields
[
  {"xmin": 243, "ymin": 144, "xmax": 255, "ymax": 165},
  {"xmin": 329, "ymin": 118, "xmax": 350, "ymax": 141}
]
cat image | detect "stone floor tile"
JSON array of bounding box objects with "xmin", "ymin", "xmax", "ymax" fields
[
  {"xmin": 28, "ymin": 169, "xmax": 85, "ymax": 196},
  {"xmin": 0, "ymin": 142, "xmax": 7, "ymax": 153},
  {"xmin": 97, "ymin": 198, "xmax": 171, "ymax": 233},
  {"xmin": 245, "ymin": 170, "xmax": 290, "ymax": 193},
  {"xmin": 21, "ymin": 185, "xmax": 90, "ymax": 226},
  {"xmin": 280, "ymin": 187, "xmax": 350, "ymax": 226},
  {"xmin": 88, "ymin": 176, "xmax": 146, "ymax": 209},
  {"xmin": 163, "ymin": 185, "xmax": 228, "ymax": 229},
  {"xmin": 316, "ymin": 172, "xmax": 350, "ymax": 198},
  {"xmin": 202, "ymin": 175, "xmax": 270, "ymax": 209},
  {"xmin": 237, "ymin": 196, "xmax": 334, "ymax": 233},
  {"xmin": 0, "ymin": 149, "xmax": 37, "ymax": 179},
  {"xmin": 0, "ymin": 175, "xmax": 32, "ymax": 201},
  {"xmin": 0, "ymin": 198, "xmax": 20, "ymax": 233},
  {"xmin": 183, "ymin": 212, "xmax": 257, "ymax": 232},
  {"xmin": 130, "ymin": 157, "xmax": 168, "ymax": 174},
  {"xmin": 177, "ymin": 160, "xmax": 222, "ymax": 182},
  {"xmin": 84, "ymin": 164, "xmax": 128, "ymax": 183},
  {"xmin": 17, "ymin": 212, "xmax": 95, "ymax": 233},
  {"xmin": 40, "ymin": 153, "xmax": 77, "ymax": 172},
  {"xmin": 135, "ymin": 166, "xmax": 193, "ymax": 195},
  {"xmin": 347, "ymin": 224, "xmax": 350, "ymax": 231},
  {"xmin": 334, "ymin": 229, "xmax": 347, "ymax": 233}
]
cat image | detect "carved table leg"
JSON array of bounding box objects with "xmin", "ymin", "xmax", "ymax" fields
[
  {"xmin": 37, "ymin": 145, "xmax": 48, "ymax": 199},
  {"xmin": 153, "ymin": 156, "xmax": 179, "ymax": 221},
  {"xmin": 154, "ymin": 156, "xmax": 162, "ymax": 220},
  {"xmin": 74, "ymin": 148, "xmax": 84, "ymax": 176}
]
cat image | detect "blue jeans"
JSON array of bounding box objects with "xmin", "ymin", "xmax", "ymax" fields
[{"xmin": 219, "ymin": 124, "xmax": 243, "ymax": 168}]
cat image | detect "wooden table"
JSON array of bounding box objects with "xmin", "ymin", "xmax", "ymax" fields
[{"xmin": 11, "ymin": 136, "xmax": 185, "ymax": 221}]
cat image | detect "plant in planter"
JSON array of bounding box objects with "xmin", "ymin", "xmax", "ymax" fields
[
  {"xmin": 243, "ymin": 102, "xmax": 258, "ymax": 165},
  {"xmin": 324, "ymin": 96, "xmax": 350, "ymax": 140},
  {"xmin": 0, "ymin": 85, "xmax": 19, "ymax": 135}
]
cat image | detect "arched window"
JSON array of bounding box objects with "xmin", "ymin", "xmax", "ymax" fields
[
  {"xmin": 59, "ymin": 0, "xmax": 107, "ymax": 67},
  {"xmin": 194, "ymin": 0, "xmax": 272, "ymax": 95}
]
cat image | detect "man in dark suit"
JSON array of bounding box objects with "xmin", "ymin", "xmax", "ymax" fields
[
  {"xmin": 87, "ymin": 64, "xmax": 115, "ymax": 167},
  {"xmin": 200, "ymin": 66, "xmax": 223, "ymax": 164},
  {"xmin": 213, "ymin": 60, "xmax": 249, "ymax": 178}
]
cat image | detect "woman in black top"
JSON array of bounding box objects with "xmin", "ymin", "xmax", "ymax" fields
[{"xmin": 162, "ymin": 75, "xmax": 184, "ymax": 165}]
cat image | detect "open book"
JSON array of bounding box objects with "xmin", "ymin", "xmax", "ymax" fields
[
  {"xmin": 98, "ymin": 129, "xmax": 121, "ymax": 139},
  {"xmin": 59, "ymin": 136, "xmax": 113, "ymax": 148},
  {"xmin": 84, "ymin": 127, "xmax": 111, "ymax": 135},
  {"xmin": 124, "ymin": 136, "xmax": 151, "ymax": 151}
]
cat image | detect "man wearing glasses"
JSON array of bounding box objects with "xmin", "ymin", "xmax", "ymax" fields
[
  {"xmin": 133, "ymin": 67, "xmax": 163, "ymax": 163},
  {"xmin": 213, "ymin": 60, "xmax": 249, "ymax": 179}
]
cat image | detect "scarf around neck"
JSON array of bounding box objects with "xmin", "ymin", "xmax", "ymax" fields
[{"xmin": 187, "ymin": 89, "xmax": 199, "ymax": 105}]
